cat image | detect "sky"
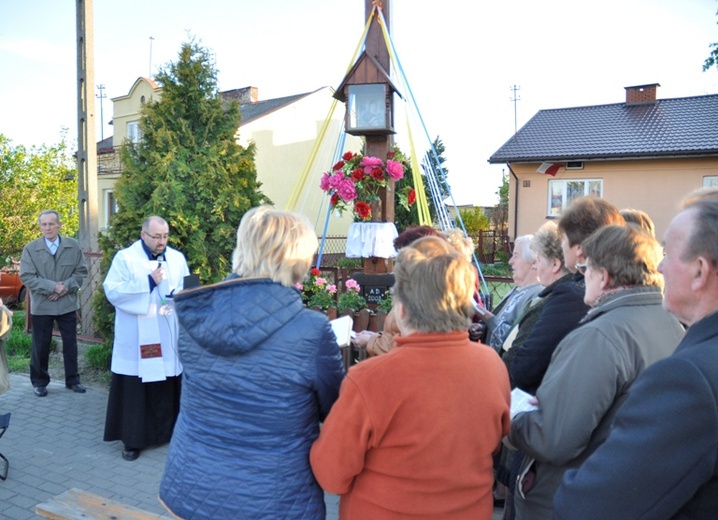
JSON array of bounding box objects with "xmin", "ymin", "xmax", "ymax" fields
[{"xmin": 1, "ymin": 0, "xmax": 717, "ymax": 207}]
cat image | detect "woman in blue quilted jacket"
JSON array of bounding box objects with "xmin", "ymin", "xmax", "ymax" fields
[{"xmin": 159, "ymin": 206, "xmax": 345, "ymax": 519}]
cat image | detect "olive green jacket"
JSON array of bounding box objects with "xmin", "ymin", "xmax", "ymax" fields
[{"xmin": 19, "ymin": 236, "xmax": 87, "ymax": 316}]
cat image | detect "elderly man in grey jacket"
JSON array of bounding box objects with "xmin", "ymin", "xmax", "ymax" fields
[{"xmin": 20, "ymin": 210, "xmax": 88, "ymax": 397}]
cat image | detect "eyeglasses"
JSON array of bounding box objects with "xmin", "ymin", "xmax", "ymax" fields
[
  {"xmin": 144, "ymin": 233, "xmax": 169, "ymax": 240},
  {"xmin": 575, "ymin": 263, "xmax": 588, "ymax": 275}
]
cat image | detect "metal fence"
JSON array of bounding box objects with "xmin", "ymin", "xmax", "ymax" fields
[
  {"xmin": 78, "ymin": 251, "xmax": 103, "ymax": 341},
  {"xmin": 317, "ymin": 230, "xmax": 511, "ymax": 266}
]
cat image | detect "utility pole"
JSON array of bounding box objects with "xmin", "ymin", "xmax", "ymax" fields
[
  {"xmin": 510, "ymin": 84, "xmax": 521, "ymax": 136},
  {"xmin": 96, "ymin": 84, "xmax": 106, "ymax": 140},
  {"xmin": 149, "ymin": 36, "xmax": 154, "ymax": 77},
  {"xmin": 76, "ymin": 0, "xmax": 99, "ymax": 337}
]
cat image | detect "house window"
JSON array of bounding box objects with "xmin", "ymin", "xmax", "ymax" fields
[
  {"xmin": 127, "ymin": 121, "xmax": 141, "ymax": 143},
  {"xmin": 703, "ymin": 176, "xmax": 718, "ymax": 188},
  {"xmin": 548, "ymin": 179, "xmax": 603, "ymax": 216},
  {"xmin": 105, "ymin": 190, "xmax": 118, "ymax": 225}
]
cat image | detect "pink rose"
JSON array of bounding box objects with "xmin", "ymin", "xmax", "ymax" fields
[
  {"xmin": 337, "ymin": 178, "xmax": 358, "ymax": 202},
  {"xmin": 360, "ymin": 156, "xmax": 384, "ymax": 174},
  {"xmin": 327, "ymin": 284, "xmax": 337, "ymax": 294},
  {"xmin": 316, "ymin": 277, "xmax": 327, "ymax": 287},
  {"xmin": 386, "ymin": 159, "xmax": 404, "ymax": 181},
  {"xmin": 345, "ymin": 279, "xmax": 361, "ymax": 291},
  {"xmin": 328, "ymin": 171, "xmax": 344, "ymax": 190},
  {"xmin": 319, "ymin": 172, "xmax": 332, "ymax": 192}
]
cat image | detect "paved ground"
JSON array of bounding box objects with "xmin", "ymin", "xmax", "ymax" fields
[
  {"xmin": 0, "ymin": 373, "xmax": 339, "ymax": 519},
  {"xmin": 0, "ymin": 372, "xmax": 501, "ymax": 519}
]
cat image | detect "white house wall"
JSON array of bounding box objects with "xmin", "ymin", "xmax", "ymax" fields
[{"xmin": 237, "ymin": 87, "xmax": 363, "ymax": 236}]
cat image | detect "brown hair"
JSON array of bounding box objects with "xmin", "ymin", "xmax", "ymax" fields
[
  {"xmin": 393, "ymin": 226, "xmax": 440, "ymax": 250},
  {"xmin": 558, "ymin": 196, "xmax": 625, "ymax": 247},
  {"xmin": 620, "ymin": 208, "xmax": 655, "ymax": 237},
  {"xmin": 393, "ymin": 236, "xmax": 474, "ymax": 333},
  {"xmin": 581, "ymin": 225, "xmax": 663, "ymax": 288}
]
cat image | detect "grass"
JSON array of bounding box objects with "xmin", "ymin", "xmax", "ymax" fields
[{"xmin": 3, "ymin": 309, "xmax": 111, "ymax": 388}]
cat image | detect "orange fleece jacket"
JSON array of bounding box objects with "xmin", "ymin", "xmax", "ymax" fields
[{"xmin": 311, "ymin": 331, "xmax": 511, "ymax": 519}]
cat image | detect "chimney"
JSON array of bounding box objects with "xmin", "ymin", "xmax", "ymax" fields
[
  {"xmin": 625, "ymin": 83, "xmax": 660, "ymax": 105},
  {"xmin": 220, "ymin": 86, "xmax": 259, "ymax": 104}
]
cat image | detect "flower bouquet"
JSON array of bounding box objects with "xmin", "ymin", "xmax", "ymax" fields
[{"xmin": 320, "ymin": 151, "xmax": 415, "ymax": 221}]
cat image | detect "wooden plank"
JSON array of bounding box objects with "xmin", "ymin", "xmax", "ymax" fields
[{"xmin": 35, "ymin": 488, "xmax": 164, "ymax": 520}]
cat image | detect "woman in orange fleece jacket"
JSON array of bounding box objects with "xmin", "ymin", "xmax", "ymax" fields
[{"xmin": 311, "ymin": 236, "xmax": 511, "ymax": 519}]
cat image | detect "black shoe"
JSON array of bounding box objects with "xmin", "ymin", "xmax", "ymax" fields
[
  {"xmin": 66, "ymin": 383, "xmax": 87, "ymax": 393},
  {"xmin": 122, "ymin": 447, "xmax": 140, "ymax": 461},
  {"xmin": 34, "ymin": 386, "xmax": 48, "ymax": 397}
]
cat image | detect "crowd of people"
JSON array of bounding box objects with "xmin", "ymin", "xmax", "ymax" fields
[{"xmin": 17, "ymin": 188, "xmax": 718, "ymax": 519}]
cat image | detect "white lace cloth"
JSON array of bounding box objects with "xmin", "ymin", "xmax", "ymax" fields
[{"xmin": 345, "ymin": 222, "xmax": 399, "ymax": 258}]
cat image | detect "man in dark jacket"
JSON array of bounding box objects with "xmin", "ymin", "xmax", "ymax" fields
[
  {"xmin": 20, "ymin": 210, "xmax": 88, "ymax": 397},
  {"xmin": 554, "ymin": 190, "xmax": 718, "ymax": 519}
]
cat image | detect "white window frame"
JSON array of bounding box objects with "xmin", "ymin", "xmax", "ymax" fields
[
  {"xmin": 703, "ymin": 176, "xmax": 718, "ymax": 188},
  {"xmin": 105, "ymin": 190, "xmax": 118, "ymax": 227},
  {"xmin": 548, "ymin": 178, "xmax": 603, "ymax": 217},
  {"xmin": 126, "ymin": 121, "xmax": 141, "ymax": 143}
]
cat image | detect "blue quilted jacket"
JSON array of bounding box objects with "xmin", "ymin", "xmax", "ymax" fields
[{"xmin": 159, "ymin": 276, "xmax": 345, "ymax": 519}]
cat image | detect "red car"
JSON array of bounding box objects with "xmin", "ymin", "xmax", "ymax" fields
[{"xmin": 0, "ymin": 270, "xmax": 25, "ymax": 308}]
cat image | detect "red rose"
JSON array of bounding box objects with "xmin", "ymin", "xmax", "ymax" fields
[
  {"xmin": 351, "ymin": 168, "xmax": 365, "ymax": 182},
  {"xmin": 342, "ymin": 151, "xmax": 355, "ymax": 161},
  {"xmin": 354, "ymin": 201, "xmax": 372, "ymax": 220},
  {"xmin": 370, "ymin": 167, "xmax": 384, "ymax": 181},
  {"xmin": 387, "ymin": 151, "xmax": 395, "ymax": 159},
  {"xmin": 330, "ymin": 193, "xmax": 340, "ymax": 206},
  {"xmin": 311, "ymin": 268, "xmax": 321, "ymax": 276},
  {"xmin": 332, "ymin": 160, "xmax": 345, "ymax": 171},
  {"xmin": 408, "ymin": 189, "xmax": 416, "ymax": 205}
]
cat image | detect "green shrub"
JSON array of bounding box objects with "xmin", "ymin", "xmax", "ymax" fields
[
  {"xmin": 481, "ymin": 262, "xmax": 512, "ymax": 277},
  {"xmin": 495, "ymin": 250, "xmax": 510, "ymax": 265},
  {"xmin": 5, "ymin": 329, "xmax": 31, "ymax": 357},
  {"xmin": 337, "ymin": 257, "xmax": 362, "ymax": 269},
  {"xmin": 11, "ymin": 311, "xmax": 26, "ymax": 330},
  {"xmin": 377, "ymin": 294, "xmax": 393, "ymax": 313},
  {"xmin": 85, "ymin": 341, "xmax": 112, "ymax": 371}
]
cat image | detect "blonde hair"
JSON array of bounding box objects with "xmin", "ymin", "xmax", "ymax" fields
[
  {"xmin": 393, "ymin": 236, "xmax": 474, "ymax": 333},
  {"xmin": 231, "ymin": 206, "xmax": 318, "ymax": 287},
  {"xmin": 440, "ymin": 228, "xmax": 475, "ymax": 261}
]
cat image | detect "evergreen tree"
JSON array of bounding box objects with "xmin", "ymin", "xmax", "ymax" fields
[
  {"xmin": 423, "ymin": 136, "xmax": 449, "ymax": 223},
  {"xmin": 94, "ymin": 39, "xmax": 268, "ymax": 342},
  {"xmin": 107, "ymin": 39, "xmax": 268, "ymax": 283}
]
